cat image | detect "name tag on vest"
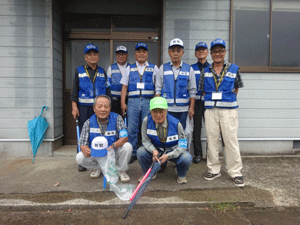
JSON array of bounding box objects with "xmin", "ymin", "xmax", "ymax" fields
[
  {"xmin": 212, "ymin": 92, "xmax": 222, "ymax": 100},
  {"xmin": 179, "ymin": 71, "xmax": 189, "ymax": 76},
  {"xmin": 145, "ymin": 68, "xmax": 154, "ymax": 72},
  {"xmin": 137, "ymin": 82, "xmax": 145, "ymax": 89},
  {"xmin": 97, "ymin": 73, "xmax": 105, "ymax": 77}
]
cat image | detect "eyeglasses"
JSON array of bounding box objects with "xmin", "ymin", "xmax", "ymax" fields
[{"xmin": 211, "ymin": 49, "xmax": 225, "ymax": 54}]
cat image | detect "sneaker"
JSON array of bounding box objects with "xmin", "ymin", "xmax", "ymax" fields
[
  {"xmin": 233, "ymin": 176, "xmax": 245, "ymax": 187},
  {"xmin": 118, "ymin": 171, "xmax": 130, "ymax": 183},
  {"xmin": 204, "ymin": 172, "xmax": 221, "ymax": 181},
  {"xmin": 193, "ymin": 155, "xmax": 202, "ymax": 163},
  {"xmin": 177, "ymin": 176, "xmax": 188, "ymax": 184},
  {"xmin": 138, "ymin": 174, "xmax": 157, "ymax": 183},
  {"xmin": 90, "ymin": 169, "xmax": 101, "ymax": 178}
]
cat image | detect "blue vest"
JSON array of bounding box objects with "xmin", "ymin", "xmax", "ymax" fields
[
  {"xmin": 203, "ymin": 64, "xmax": 239, "ymax": 109},
  {"xmin": 77, "ymin": 65, "xmax": 106, "ymax": 106},
  {"xmin": 161, "ymin": 62, "xmax": 190, "ymax": 106},
  {"xmin": 191, "ymin": 62, "xmax": 211, "ymax": 101},
  {"xmin": 146, "ymin": 114, "xmax": 180, "ymax": 152},
  {"xmin": 110, "ymin": 63, "xmax": 128, "ymax": 97},
  {"xmin": 88, "ymin": 112, "xmax": 119, "ymax": 148},
  {"xmin": 128, "ymin": 63, "xmax": 155, "ymax": 98}
]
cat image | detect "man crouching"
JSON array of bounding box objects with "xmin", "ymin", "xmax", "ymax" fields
[
  {"xmin": 76, "ymin": 95, "xmax": 133, "ymax": 183},
  {"xmin": 137, "ymin": 97, "xmax": 192, "ymax": 184}
]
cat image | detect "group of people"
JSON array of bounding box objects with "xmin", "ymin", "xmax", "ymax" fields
[{"xmin": 71, "ymin": 37, "xmax": 245, "ymax": 188}]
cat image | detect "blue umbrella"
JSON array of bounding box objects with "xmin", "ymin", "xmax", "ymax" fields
[{"xmin": 28, "ymin": 106, "xmax": 49, "ymax": 163}]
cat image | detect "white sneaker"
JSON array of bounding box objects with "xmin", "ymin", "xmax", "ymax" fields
[
  {"xmin": 177, "ymin": 176, "xmax": 187, "ymax": 184},
  {"xmin": 138, "ymin": 174, "xmax": 157, "ymax": 183},
  {"xmin": 90, "ymin": 169, "xmax": 101, "ymax": 178},
  {"xmin": 118, "ymin": 171, "xmax": 130, "ymax": 183}
]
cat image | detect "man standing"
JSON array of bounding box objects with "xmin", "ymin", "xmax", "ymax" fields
[
  {"xmin": 71, "ymin": 43, "xmax": 111, "ymax": 172},
  {"xmin": 155, "ymin": 38, "xmax": 196, "ymax": 130},
  {"xmin": 76, "ymin": 95, "xmax": 133, "ymax": 183},
  {"xmin": 107, "ymin": 46, "xmax": 129, "ymax": 115},
  {"xmin": 137, "ymin": 97, "xmax": 193, "ymax": 184},
  {"xmin": 120, "ymin": 42, "xmax": 159, "ymax": 164},
  {"xmin": 191, "ymin": 42, "xmax": 210, "ymax": 163},
  {"xmin": 200, "ymin": 38, "xmax": 245, "ymax": 187}
]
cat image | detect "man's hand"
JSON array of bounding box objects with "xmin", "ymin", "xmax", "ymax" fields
[
  {"xmin": 81, "ymin": 146, "xmax": 91, "ymax": 157},
  {"xmin": 152, "ymin": 149, "xmax": 159, "ymax": 162},
  {"xmin": 159, "ymin": 154, "xmax": 168, "ymax": 164},
  {"xmin": 72, "ymin": 101, "xmax": 79, "ymax": 120},
  {"xmin": 121, "ymin": 102, "xmax": 127, "ymax": 116},
  {"xmin": 188, "ymin": 107, "xmax": 194, "ymax": 120}
]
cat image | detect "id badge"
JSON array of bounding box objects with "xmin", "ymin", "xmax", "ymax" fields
[
  {"xmin": 137, "ymin": 82, "xmax": 145, "ymax": 89},
  {"xmin": 212, "ymin": 92, "xmax": 222, "ymax": 100}
]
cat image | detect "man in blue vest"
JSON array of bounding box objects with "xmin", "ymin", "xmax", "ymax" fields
[
  {"xmin": 120, "ymin": 42, "xmax": 159, "ymax": 164},
  {"xmin": 71, "ymin": 43, "xmax": 111, "ymax": 171},
  {"xmin": 76, "ymin": 95, "xmax": 133, "ymax": 183},
  {"xmin": 200, "ymin": 38, "xmax": 245, "ymax": 187},
  {"xmin": 155, "ymin": 38, "xmax": 196, "ymax": 130},
  {"xmin": 137, "ymin": 97, "xmax": 193, "ymax": 184},
  {"xmin": 191, "ymin": 42, "xmax": 210, "ymax": 163},
  {"xmin": 107, "ymin": 46, "xmax": 129, "ymax": 115}
]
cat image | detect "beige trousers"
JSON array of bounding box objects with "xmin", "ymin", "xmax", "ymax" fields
[{"xmin": 205, "ymin": 108, "xmax": 243, "ymax": 178}]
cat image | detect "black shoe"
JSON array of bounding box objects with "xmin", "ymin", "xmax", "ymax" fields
[
  {"xmin": 78, "ymin": 165, "xmax": 87, "ymax": 172},
  {"xmin": 158, "ymin": 162, "xmax": 167, "ymax": 173},
  {"xmin": 129, "ymin": 156, "xmax": 137, "ymax": 164},
  {"xmin": 204, "ymin": 172, "xmax": 221, "ymax": 181},
  {"xmin": 193, "ymin": 155, "xmax": 202, "ymax": 163},
  {"xmin": 233, "ymin": 176, "xmax": 245, "ymax": 187}
]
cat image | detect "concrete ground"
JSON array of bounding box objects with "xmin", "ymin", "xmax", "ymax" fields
[{"xmin": 0, "ymin": 145, "xmax": 300, "ymax": 212}]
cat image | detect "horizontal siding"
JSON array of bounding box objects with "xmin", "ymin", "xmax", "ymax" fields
[{"xmin": 0, "ymin": 0, "xmax": 52, "ymax": 141}]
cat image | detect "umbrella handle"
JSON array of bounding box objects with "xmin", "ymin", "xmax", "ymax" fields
[{"xmin": 40, "ymin": 106, "xmax": 48, "ymax": 117}]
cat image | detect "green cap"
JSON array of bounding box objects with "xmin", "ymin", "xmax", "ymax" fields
[{"xmin": 150, "ymin": 97, "xmax": 168, "ymax": 110}]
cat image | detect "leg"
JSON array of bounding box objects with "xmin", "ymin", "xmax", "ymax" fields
[
  {"xmin": 115, "ymin": 142, "xmax": 133, "ymax": 172},
  {"xmin": 137, "ymin": 146, "xmax": 153, "ymax": 174},
  {"xmin": 219, "ymin": 109, "xmax": 243, "ymax": 178},
  {"xmin": 193, "ymin": 100, "xmax": 204, "ymax": 161},
  {"xmin": 168, "ymin": 111, "xmax": 188, "ymax": 130},
  {"xmin": 205, "ymin": 108, "xmax": 222, "ymax": 175},
  {"xmin": 76, "ymin": 152, "xmax": 100, "ymax": 170},
  {"xmin": 127, "ymin": 98, "xmax": 141, "ymax": 157},
  {"xmin": 171, "ymin": 152, "xmax": 193, "ymax": 178}
]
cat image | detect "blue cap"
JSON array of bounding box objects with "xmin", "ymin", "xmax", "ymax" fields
[
  {"xmin": 135, "ymin": 42, "xmax": 148, "ymax": 51},
  {"xmin": 210, "ymin": 38, "xmax": 226, "ymax": 49},
  {"xmin": 195, "ymin": 42, "xmax": 208, "ymax": 50},
  {"xmin": 84, "ymin": 44, "xmax": 99, "ymax": 54}
]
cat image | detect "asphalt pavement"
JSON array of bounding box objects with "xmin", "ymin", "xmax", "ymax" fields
[{"xmin": 1, "ymin": 145, "xmax": 300, "ymax": 212}]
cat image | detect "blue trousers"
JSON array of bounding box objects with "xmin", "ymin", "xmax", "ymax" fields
[
  {"xmin": 137, "ymin": 146, "xmax": 193, "ymax": 177},
  {"xmin": 127, "ymin": 97, "xmax": 151, "ymax": 156},
  {"xmin": 168, "ymin": 111, "xmax": 188, "ymax": 130}
]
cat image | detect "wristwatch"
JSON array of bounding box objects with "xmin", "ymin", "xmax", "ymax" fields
[{"xmin": 112, "ymin": 143, "xmax": 116, "ymax": 149}]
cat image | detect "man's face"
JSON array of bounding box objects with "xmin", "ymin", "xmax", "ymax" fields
[
  {"xmin": 135, "ymin": 48, "xmax": 148, "ymax": 64},
  {"xmin": 168, "ymin": 46, "xmax": 184, "ymax": 65},
  {"xmin": 84, "ymin": 50, "xmax": 100, "ymax": 66},
  {"xmin": 116, "ymin": 51, "xmax": 128, "ymax": 65},
  {"xmin": 195, "ymin": 47, "xmax": 208, "ymax": 61},
  {"xmin": 93, "ymin": 97, "xmax": 111, "ymax": 120},
  {"xmin": 211, "ymin": 46, "xmax": 226, "ymax": 64},
  {"xmin": 151, "ymin": 108, "xmax": 168, "ymax": 125}
]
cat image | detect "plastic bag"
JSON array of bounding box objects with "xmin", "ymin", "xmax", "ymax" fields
[
  {"xmin": 184, "ymin": 117, "xmax": 194, "ymax": 154},
  {"xmin": 101, "ymin": 149, "xmax": 135, "ymax": 201}
]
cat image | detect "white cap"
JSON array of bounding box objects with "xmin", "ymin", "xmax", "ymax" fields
[
  {"xmin": 169, "ymin": 38, "xmax": 184, "ymax": 49},
  {"xmin": 91, "ymin": 136, "xmax": 108, "ymax": 157},
  {"xmin": 115, "ymin": 46, "xmax": 128, "ymax": 53}
]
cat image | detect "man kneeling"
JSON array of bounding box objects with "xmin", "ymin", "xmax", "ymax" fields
[
  {"xmin": 76, "ymin": 95, "xmax": 133, "ymax": 183},
  {"xmin": 137, "ymin": 97, "xmax": 192, "ymax": 184}
]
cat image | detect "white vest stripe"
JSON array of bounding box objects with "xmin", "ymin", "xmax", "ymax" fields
[{"xmin": 79, "ymin": 98, "xmax": 94, "ymax": 104}]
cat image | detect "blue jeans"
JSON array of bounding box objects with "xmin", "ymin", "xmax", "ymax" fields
[
  {"xmin": 127, "ymin": 97, "xmax": 151, "ymax": 156},
  {"xmin": 137, "ymin": 146, "xmax": 193, "ymax": 177},
  {"xmin": 168, "ymin": 111, "xmax": 188, "ymax": 130}
]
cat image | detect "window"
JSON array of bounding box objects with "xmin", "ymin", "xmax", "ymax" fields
[{"xmin": 231, "ymin": 0, "xmax": 300, "ymax": 72}]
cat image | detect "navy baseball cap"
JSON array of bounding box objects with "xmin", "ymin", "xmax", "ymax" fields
[
  {"xmin": 84, "ymin": 44, "xmax": 99, "ymax": 54},
  {"xmin": 135, "ymin": 42, "xmax": 148, "ymax": 51},
  {"xmin": 195, "ymin": 42, "xmax": 208, "ymax": 50},
  {"xmin": 210, "ymin": 38, "xmax": 226, "ymax": 49}
]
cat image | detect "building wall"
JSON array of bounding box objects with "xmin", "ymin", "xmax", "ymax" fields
[
  {"xmin": 163, "ymin": 0, "xmax": 299, "ymax": 154},
  {"xmin": 0, "ymin": 0, "xmax": 55, "ymax": 157}
]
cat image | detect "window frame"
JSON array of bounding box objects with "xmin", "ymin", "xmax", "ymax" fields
[{"xmin": 229, "ymin": 0, "xmax": 300, "ymax": 73}]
